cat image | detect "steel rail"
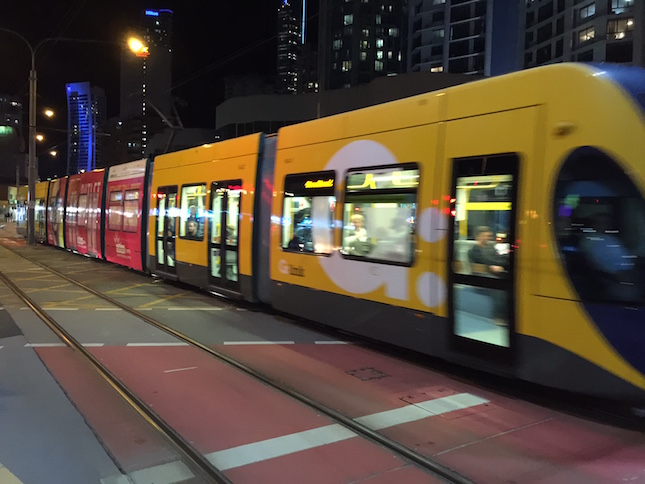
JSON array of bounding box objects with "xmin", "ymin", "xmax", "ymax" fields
[
  {"xmin": 9, "ymin": 248, "xmax": 472, "ymax": 484},
  {"xmin": 0, "ymin": 268, "xmax": 231, "ymax": 484}
]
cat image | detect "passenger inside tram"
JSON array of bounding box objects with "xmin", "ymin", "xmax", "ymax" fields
[{"xmin": 343, "ymin": 213, "xmax": 372, "ymax": 256}]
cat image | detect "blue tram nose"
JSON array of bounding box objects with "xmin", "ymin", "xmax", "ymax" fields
[{"xmin": 553, "ymin": 146, "xmax": 645, "ymax": 374}]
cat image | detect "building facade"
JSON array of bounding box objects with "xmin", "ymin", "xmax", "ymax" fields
[
  {"xmin": 119, "ymin": 8, "xmax": 174, "ymax": 161},
  {"xmin": 0, "ymin": 94, "xmax": 24, "ymax": 194},
  {"xmin": 278, "ymin": 0, "xmax": 302, "ymax": 93},
  {"xmin": 66, "ymin": 82, "xmax": 106, "ymax": 175},
  {"xmin": 318, "ymin": 0, "xmax": 406, "ymax": 90},
  {"xmin": 0, "ymin": 96, "xmax": 22, "ymax": 134},
  {"xmin": 407, "ymin": 0, "xmax": 520, "ymax": 76},
  {"xmin": 522, "ymin": 0, "xmax": 644, "ymax": 68}
]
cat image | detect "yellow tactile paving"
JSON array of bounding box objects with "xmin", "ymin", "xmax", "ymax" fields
[{"xmin": 0, "ymin": 464, "xmax": 23, "ymax": 484}]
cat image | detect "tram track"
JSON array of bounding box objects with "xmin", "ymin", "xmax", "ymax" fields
[
  {"xmin": 2, "ymin": 245, "xmax": 471, "ymax": 484},
  {"xmin": 0, "ymin": 268, "xmax": 230, "ymax": 484}
]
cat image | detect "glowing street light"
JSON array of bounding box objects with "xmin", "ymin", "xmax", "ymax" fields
[
  {"xmin": 44, "ymin": 108, "xmax": 55, "ymax": 118},
  {"xmin": 35, "ymin": 134, "xmax": 44, "ymax": 142},
  {"xmin": 128, "ymin": 36, "xmax": 149, "ymax": 57},
  {"xmin": 49, "ymin": 150, "xmax": 58, "ymax": 157}
]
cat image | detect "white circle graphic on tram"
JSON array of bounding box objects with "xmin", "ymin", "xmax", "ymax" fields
[
  {"xmin": 416, "ymin": 272, "xmax": 447, "ymax": 308},
  {"xmin": 317, "ymin": 139, "xmax": 447, "ymax": 304},
  {"xmin": 418, "ymin": 207, "xmax": 448, "ymax": 243}
]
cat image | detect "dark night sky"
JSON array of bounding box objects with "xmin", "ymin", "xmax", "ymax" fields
[{"xmin": 0, "ymin": 0, "xmax": 282, "ymax": 172}]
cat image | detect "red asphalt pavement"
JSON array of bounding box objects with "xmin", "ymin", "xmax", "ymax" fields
[
  {"xmin": 218, "ymin": 343, "xmax": 645, "ymax": 483},
  {"xmin": 36, "ymin": 345, "xmax": 442, "ymax": 483}
]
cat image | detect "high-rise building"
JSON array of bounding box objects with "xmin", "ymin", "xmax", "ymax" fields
[
  {"xmin": 407, "ymin": 0, "xmax": 520, "ymax": 76},
  {"xmin": 278, "ymin": 0, "xmax": 302, "ymax": 93},
  {"xmin": 66, "ymin": 82, "xmax": 106, "ymax": 175},
  {"xmin": 0, "ymin": 96, "xmax": 22, "ymax": 134},
  {"xmin": 0, "ymin": 94, "xmax": 24, "ymax": 185},
  {"xmin": 522, "ymin": 0, "xmax": 644, "ymax": 68},
  {"xmin": 318, "ymin": 0, "xmax": 406, "ymax": 90},
  {"xmin": 119, "ymin": 8, "xmax": 173, "ymax": 160}
]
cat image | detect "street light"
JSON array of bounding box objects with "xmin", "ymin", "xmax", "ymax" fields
[
  {"xmin": 44, "ymin": 109, "xmax": 55, "ymax": 118},
  {"xmin": 128, "ymin": 36, "xmax": 149, "ymax": 57},
  {"xmin": 0, "ymin": 29, "xmax": 146, "ymax": 245}
]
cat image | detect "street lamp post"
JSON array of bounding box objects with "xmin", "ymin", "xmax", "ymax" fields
[
  {"xmin": 0, "ymin": 28, "xmax": 38, "ymax": 245},
  {"xmin": 0, "ymin": 29, "xmax": 148, "ymax": 245}
]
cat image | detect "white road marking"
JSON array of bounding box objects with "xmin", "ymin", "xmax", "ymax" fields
[
  {"xmin": 167, "ymin": 307, "xmax": 222, "ymax": 311},
  {"xmin": 206, "ymin": 392, "xmax": 489, "ymax": 471},
  {"xmin": 0, "ymin": 346, "xmax": 3, "ymax": 350},
  {"xmin": 136, "ymin": 308, "xmax": 153, "ymax": 311},
  {"xmin": 0, "ymin": 307, "xmax": 4, "ymax": 310},
  {"xmin": 208, "ymin": 424, "xmax": 356, "ymax": 471},
  {"xmin": 24, "ymin": 343, "xmax": 66, "ymax": 347},
  {"xmin": 43, "ymin": 308, "xmax": 79, "ymax": 311},
  {"xmin": 354, "ymin": 393, "xmax": 489, "ymax": 430},
  {"xmin": 0, "ymin": 463, "xmax": 23, "ymax": 484},
  {"xmin": 126, "ymin": 342, "xmax": 190, "ymax": 347},
  {"xmin": 100, "ymin": 460, "xmax": 193, "ymax": 484},
  {"xmin": 82, "ymin": 343, "xmax": 105, "ymax": 347},
  {"xmin": 223, "ymin": 341, "xmax": 295, "ymax": 345},
  {"xmin": 163, "ymin": 366, "xmax": 198, "ymax": 374},
  {"xmin": 95, "ymin": 308, "xmax": 122, "ymax": 311},
  {"xmin": 314, "ymin": 341, "xmax": 349, "ymax": 345}
]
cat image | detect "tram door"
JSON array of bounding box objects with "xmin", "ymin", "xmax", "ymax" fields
[
  {"xmin": 155, "ymin": 186, "xmax": 177, "ymax": 274},
  {"xmin": 208, "ymin": 180, "xmax": 242, "ymax": 290},
  {"xmin": 449, "ymin": 154, "xmax": 519, "ymax": 361}
]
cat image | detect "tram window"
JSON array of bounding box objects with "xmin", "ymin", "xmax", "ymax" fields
[
  {"xmin": 77, "ymin": 193, "xmax": 88, "ymax": 227},
  {"xmin": 554, "ymin": 147, "xmax": 644, "ymax": 305},
  {"xmin": 179, "ymin": 184, "xmax": 206, "ymax": 240},
  {"xmin": 282, "ymin": 171, "xmax": 335, "ymax": 254},
  {"xmin": 341, "ymin": 164, "xmax": 419, "ymax": 265},
  {"xmin": 452, "ymin": 173, "xmax": 513, "ymax": 276},
  {"xmin": 108, "ymin": 190, "xmax": 123, "ymax": 231},
  {"xmin": 123, "ymin": 190, "xmax": 139, "ymax": 233}
]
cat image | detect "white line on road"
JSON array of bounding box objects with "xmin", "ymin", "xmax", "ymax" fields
[
  {"xmin": 95, "ymin": 308, "xmax": 122, "ymax": 311},
  {"xmin": 25, "ymin": 343, "xmax": 66, "ymax": 347},
  {"xmin": 78, "ymin": 390, "xmax": 492, "ymax": 478},
  {"xmin": 101, "ymin": 461, "xmax": 193, "ymax": 484},
  {"xmin": 126, "ymin": 342, "xmax": 190, "ymax": 347},
  {"xmin": 354, "ymin": 393, "xmax": 488, "ymax": 430},
  {"xmin": 82, "ymin": 343, "xmax": 105, "ymax": 347},
  {"xmin": 207, "ymin": 392, "xmax": 489, "ymax": 471},
  {"xmin": 167, "ymin": 307, "xmax": 223, "ymax": 311},
  {"xmin": 223, "ymin": 341, "xmax": 295, "ymax": 345},
  {"xmin": 314, "ymin": 341, "xmax": 349, "ymax": 345},
  {"xmin": 209, "ymin": 424, "xmax": 356, "ymax": 471},
  {"xmin": 163, "ymin": 366, "xmax": 198, "ymax": 373},
  {"xmin": 43, "ymin": 308, "xmax": 79, "ymax": 311}
]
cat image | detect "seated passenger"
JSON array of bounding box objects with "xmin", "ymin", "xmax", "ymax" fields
[
  {"xmin": 469, "ymin": 226, "xmax": 507, "ymax": 277},
  {"xmin": 344, "ymin": 214, "xmax": 372, "ymax": 256}
]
